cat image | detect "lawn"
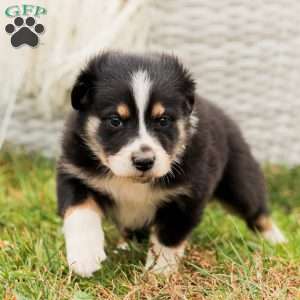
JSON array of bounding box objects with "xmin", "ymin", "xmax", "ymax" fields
[{"xmin": 0, "ymin": 151, "xmax": 299, "ymax": 300}]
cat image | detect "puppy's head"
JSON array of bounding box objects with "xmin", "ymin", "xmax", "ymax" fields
[{"xmin": 71, "ymin": 52, "xmax": 196, "ymax": 180}]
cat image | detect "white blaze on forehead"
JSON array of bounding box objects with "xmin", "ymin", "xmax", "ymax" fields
[
  {"xmin": 128, "ymin": 70, "xmax": 171, "ymax": 176},
  {"xmin": 131, "ymin": 70, "xmax": 152, "ymax": 137}
]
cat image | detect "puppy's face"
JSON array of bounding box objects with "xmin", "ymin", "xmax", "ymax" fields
[{"xmin": 71, "ymin": 52, "xmax": 195, "ymax": 180}]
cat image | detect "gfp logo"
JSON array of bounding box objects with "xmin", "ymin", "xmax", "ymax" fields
[{"xmin": 4, "ymin": 4, "xmax": 46, "ymax": 48}]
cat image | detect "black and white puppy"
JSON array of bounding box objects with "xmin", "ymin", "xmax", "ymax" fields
[{"xmin": 57, "ymin": 52, "xmax": 286, "ymax": 277}]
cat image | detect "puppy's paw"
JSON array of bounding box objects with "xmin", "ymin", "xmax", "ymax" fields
[
  {"xmin": 113, "ymin": 240, "xmax": 130, "ymax": 254},
  {"xmin": 254, "ymin": 215, "xmax": 287, "ymax": 245},
  {"xmin": 63, "ymin": 207, "xmax": 106, "ymax": 277},
  {"xmin": 145, "ymin": 253, "xmax": 178, "ymax": 275},
  {"xmin": 262, "ymin": 222, "xmax": 287, "ymax": 244},
  {"xmin": 67, "ymin": 243, "xmax": 107, "ymax": 277},
  {"xmin": 117, "ymin": 241, "xmax": 130, "ymax": 250},
  {"xmin": 145, "ymin": 234, "xmax": 185, "ymax": 276}
]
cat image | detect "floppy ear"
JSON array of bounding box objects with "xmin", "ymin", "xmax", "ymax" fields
[
  {"xmin": 182, "ymin": 76, "xmax": 195, "ymax": 115},
  {"xmin": 71, "ymin": 72, "xmax": 92, "ymax": 111},
  {"xmin": 71, "ymin": 52, "xmax": 111, "ymax": 111},
  {"xmin": 162, "ymin": 54, "xmax": 196, "ymax": 115},
  {"xmin": 178, "ymin": 67, "xmax": 195, "ymax": 115}
]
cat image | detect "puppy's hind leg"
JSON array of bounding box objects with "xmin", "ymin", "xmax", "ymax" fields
[
  {"xmin": 251, "ymin": 214, "xmax": 287, "ymax": 244},
  {"xmin": 215, "ymin": 145, "xmax": 286, "ymax": 244}
]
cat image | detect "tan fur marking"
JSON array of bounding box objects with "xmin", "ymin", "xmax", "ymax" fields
[
  {"xmin": 117, "ymin": 103, "xmax": 130, "ymax": 119},
  {"xmin": 152, "ymin": 102, "xmax": 165, "ymax": 118},
  {"xmin": 255, "ymin": 215, "xmax": 273, "ymax": 232},
  {"xmin": 65, "ymin": 198, "xmax": 102, "ymax": 218},
  {"xmin": 85, "ymin": 117, "xmax": 108, "ymax": 164},
  {"xmin": 172, "ymin": 120, "xmax": 187, "ymax": 161}
]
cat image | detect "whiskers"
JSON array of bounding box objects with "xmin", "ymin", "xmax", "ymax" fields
[
  {"xmin": 157, "ymin": 160, "xmax": 185, "ymax": 186},
  {"xmin": 172, "ymin": 160, "xmax": 185, "ymax": 176}
]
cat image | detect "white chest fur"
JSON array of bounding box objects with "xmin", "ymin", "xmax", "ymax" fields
[
  {"xmin": 60, "ymin": 162, "xmax": 190, "ymax": 230},
  {"xmin": 95, "ymin": 177, "xmax": 189, "ymax": 229}
]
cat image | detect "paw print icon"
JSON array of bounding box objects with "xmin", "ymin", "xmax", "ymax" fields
[{"xmin": 5, "ymin": 16, "xmax": 44, "ymax": 48}]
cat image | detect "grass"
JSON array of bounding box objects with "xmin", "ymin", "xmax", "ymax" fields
[{"xmin": 0, "ymin": 151, "xmax": 299, "ymax": 300}]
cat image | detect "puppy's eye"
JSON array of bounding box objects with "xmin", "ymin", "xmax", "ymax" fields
[
  {"xmin": 108, "ymin": 116, "xmax": 123, "ymax": 128},
  {"xmin": 156, "ymin": 115, "xmax": 172, "ymax": 128}
]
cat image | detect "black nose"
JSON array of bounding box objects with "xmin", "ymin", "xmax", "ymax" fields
[{"xmin": 132, "ymin": 157, "xmax": 155, "ymax": 171}]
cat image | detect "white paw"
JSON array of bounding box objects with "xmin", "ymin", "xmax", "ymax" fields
[
  {"xmin": 117, "ymin": 241, "xmax": 129, "ymax": 250},
  {"xmin": 262, "ymin": 222, "xmax": 287, "ymax": 244},
  {"xmin": 113, "ymin": 241, "xmax": 130, "ymax": 254},
  {"xmin": 63, "ymin": 208, "xmax": 106, "ymax": 277},
  {"xmin": 145, "ymin": 253, "xmax": 178, "ymax": 275},
  {"xmin": 67, "ymin": 245, "xmax": 106, "ymax": 277},
  {"xmin": 145, "ymin": 234, "xmax": 185, "ymax": 276}
]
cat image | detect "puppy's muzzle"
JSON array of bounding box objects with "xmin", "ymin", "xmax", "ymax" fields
[
  {"xmin": 132, "ymin": 146, "xmax": 155, "ymax": 172},
  {"xmin": 132, "ymin": 157, "xmax": 155, "ymax": 171}
]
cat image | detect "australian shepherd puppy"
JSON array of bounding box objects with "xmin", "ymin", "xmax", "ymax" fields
[{"xmin": 56, "ymin": 52, "xmax": 286, "ymax": 277}]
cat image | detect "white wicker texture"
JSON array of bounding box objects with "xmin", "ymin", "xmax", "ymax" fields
[
  {"xmin": 148, "ymin": 0, "xmax": 300, "ymax": 165},
  {"xmin": 0, "ymin": 0, "xmax": 150, "ymax": 157},
  {"xmin": 1, "ymin": 0, "xmax": 300, "ymax": 164}
]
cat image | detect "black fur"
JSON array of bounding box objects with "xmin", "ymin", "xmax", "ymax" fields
[{"xmin": 57, "ymin": 51, "xmax": 269, "ymax": 248}]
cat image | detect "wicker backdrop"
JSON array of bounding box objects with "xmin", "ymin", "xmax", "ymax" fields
[{"xmin": 1, "ymin": 0, "xmax": 300, "ymax": 164}]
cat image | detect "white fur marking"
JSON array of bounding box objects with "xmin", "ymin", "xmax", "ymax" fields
[
  {"xmin": 107, "ymin": 70, "xmax": 171, "ymax": 178},
  {"xmin": 60, "ymin": 161, "xmax": 191, "ymax": 229},
  {"xmin": 132, "ymin": 70, "xmax": 155, "ymax": 146},
  {"xmin": 262, "ymin": 222, "xmax": 287, "ymax": 244},
  {"xmin": 145, "ymin": 234, "xmax": 185, "ymax": 275},
  {"xmin": 113, "ymin": 241, "xmax": 130, "ymax": 254},
  {"xmin": 63, "ymin": 208, "xmax": 106, "ymax": 277},
  {"xmin": 117, "ymin": 241, "xmax": 130, "ymax": 250},
  {"xmin": 131, "ymin": 70, "xmax": 152, "ymax": 137},
  {"xmin": 107, "ymin": 133, "xmax": 171, "ymax": 178}
]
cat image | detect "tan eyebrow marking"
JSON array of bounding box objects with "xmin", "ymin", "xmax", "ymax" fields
[
  {"xmin": 117, "ymin": 103, "xmax": 130, "ymax": 119},
  {"xmin": 152, "ymin": 102, "xmax": 165, "ymax": 118}
]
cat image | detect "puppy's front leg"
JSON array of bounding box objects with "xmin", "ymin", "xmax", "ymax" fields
[
  {"xmin": 63, "ymin": 198, "xmax": 106, "ymax": 277},
  {"xmin": 146, "ymin": 195, "xmax": 202, "ymax": 275}
]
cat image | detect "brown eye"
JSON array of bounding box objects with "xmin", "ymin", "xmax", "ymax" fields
[
  {"xmin": 109, "ymin": 116, "xmax": 123, "ymax": 128},
  {"xmin": 157, "ymin": 115, "xmax": 172, "ymax": 127}
]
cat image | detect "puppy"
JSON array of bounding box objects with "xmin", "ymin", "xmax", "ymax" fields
[{"xmin": 56, "ymin": 51, "xmax": 286, "ymax": 277}]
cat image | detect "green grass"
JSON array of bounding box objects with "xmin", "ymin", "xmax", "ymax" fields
[{"xmin": 0, "ymin": 151, "xmax": 299, "ymax": 299}]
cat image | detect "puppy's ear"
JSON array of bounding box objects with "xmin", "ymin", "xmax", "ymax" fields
[
  {"xmin": 161, "ymin": 54, "xmax": 196, "ymax": 115},
  {"xmin": 182, "ymin": 75, "xmax": 195, "ymax": 115},
  {"xmin": 71, "ymin": 53, "xmax": 111, "ymax": 110},
  {"xmin": 71, "ymin": 72, "xmax": 93, "ymax": 111}
]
